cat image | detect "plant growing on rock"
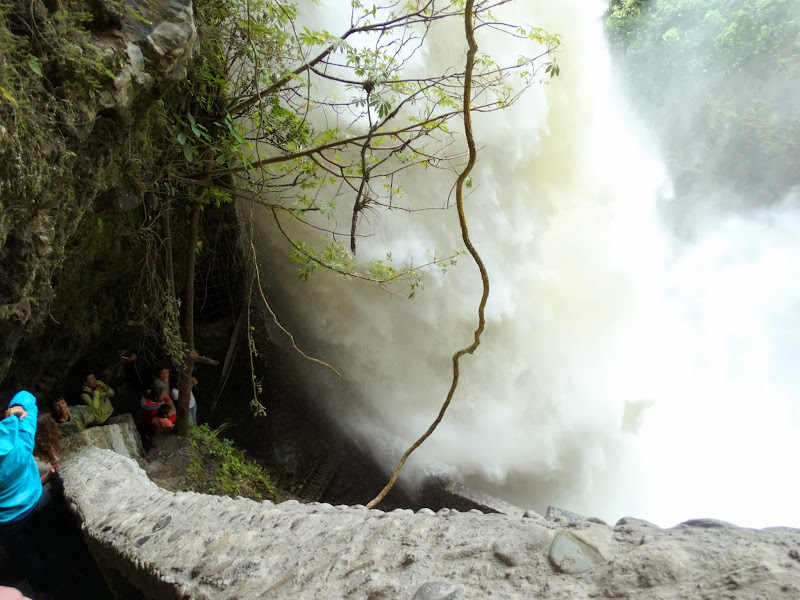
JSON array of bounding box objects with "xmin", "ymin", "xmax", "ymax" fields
[
  {"xmin": 187, "ymin": 423, "xmax": 281, "ymax": 501},
  {"xmin": 605, "ymin": 0, "xmax": 800, "ymax": 202},
  {"xmin": 0, "ymin": 0, "xmax": 152, "ymax": 387}
]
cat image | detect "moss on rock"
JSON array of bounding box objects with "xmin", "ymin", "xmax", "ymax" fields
[{"xmin": 0, "ymin": 0, "xmax": 197, "ymax": 394}]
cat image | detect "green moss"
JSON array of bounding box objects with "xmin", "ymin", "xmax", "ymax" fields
[
  {"xmin": 186, "ymin": 423, "xmax": 282, "ymax": 502},
  {"xmin": 0, "ymin": 0, "xmax": 237, "ymax": 391}
]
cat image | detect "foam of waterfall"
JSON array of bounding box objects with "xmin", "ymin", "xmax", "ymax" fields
[{"xmin": 251, "ymin": 0, "xmax": 800, "ymax": 529}]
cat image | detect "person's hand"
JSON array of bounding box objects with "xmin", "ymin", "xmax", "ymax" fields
[
  {"xmin": 119, "ymin": 350, "xmax": 137, "ymax": 363},
  {"xmin": 41, "ymin": 467, "xmax": 56, "ymax": 485},
  {"xmin": 4, "ymin": 405, "xmax": 27, "ymax": 419},
  {"xmin": 191, "ymin": 376, "xmax": 199, "ymax": 387},
  {"xmin": 0, "ymin": 585, "xmax": 32, "ymax": 599}
]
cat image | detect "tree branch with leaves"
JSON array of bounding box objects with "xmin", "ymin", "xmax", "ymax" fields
[{"xmin": 140, "ymin": 0, "xmax": 560, "ymax": 432}]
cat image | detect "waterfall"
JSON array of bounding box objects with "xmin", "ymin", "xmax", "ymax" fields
[{"xmin": 251, "ymin": 0, "xmax": 800, "ymax": 529}]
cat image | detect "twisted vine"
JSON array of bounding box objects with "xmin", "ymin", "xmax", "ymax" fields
[{"xmin": 366, "ymin": 0, "xmax": 489, "ymax": 509}]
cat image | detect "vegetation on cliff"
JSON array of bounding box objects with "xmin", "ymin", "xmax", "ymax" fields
[
  {"xmin": 0, "ymin": 0, "xmax": 172, "ymax": 391},
  {"xmin": 186, "ymin": 423, "xmax": 280, "ymax": 501},
  {"xmin": 606, "ymin": 0, "xmax": 800, "ymax": 204}
]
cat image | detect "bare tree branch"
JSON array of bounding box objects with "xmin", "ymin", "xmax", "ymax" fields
[{"xmin": 246, "ymin": 204, "xmax": 341, "ymax": 376}]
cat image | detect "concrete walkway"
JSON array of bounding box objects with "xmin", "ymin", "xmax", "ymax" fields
[{"xmin": 61, "ymin": 445, "xmax": 800, "ymax": 599}]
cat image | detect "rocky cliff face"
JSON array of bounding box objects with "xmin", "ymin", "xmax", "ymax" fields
[
  {"xmin": 0, "ymin": 0, "xmax": 196, "ymax": 388},
  {"xmin": 61, "ymin": 440, "xmax": 800, "ymax": 600}
]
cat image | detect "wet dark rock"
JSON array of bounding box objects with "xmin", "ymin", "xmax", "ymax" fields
[
  {"xmin": 0, "ymin": 0, "xmax": 198, "ymax": 386},
  {"xmin": 679, "ymin": 518, "xmax": 737, "ymax": 528}
]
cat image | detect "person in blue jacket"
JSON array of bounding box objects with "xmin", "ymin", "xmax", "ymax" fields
[{"xmin": 0, "ymin": 390, "xmax": 52, "ymax": 591}]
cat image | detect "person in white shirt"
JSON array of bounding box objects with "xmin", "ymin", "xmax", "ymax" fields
[{"xmin": 170, "ymin": 376, "xmax": 198, "ymax": 425}]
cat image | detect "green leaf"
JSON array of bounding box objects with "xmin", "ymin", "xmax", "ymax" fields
[
  {"xmin": 183, "ymin": 145, "xmax": 196, "ymax": 162},
  {"xmin": 177, "ymin": 131, "xmax": 188, "ymax": 145},
  {"xmin": 28, "ymin": 58, "xmax": 42, "ymax": 77}
]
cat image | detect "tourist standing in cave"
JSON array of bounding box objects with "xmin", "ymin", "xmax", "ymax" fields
[
  {"xmin": 50, "ymin": 396, "xmax": 95, "ymax": 436},
  {"xmin": 171, "ymin": 375, "xmax": 199, "ymax": 425},
  {"xmin": 80, "ymin": 373, "xmax": 114, "ymax": 424},
  {"xmin": 0, "ymin": 391, "xmax": 53, "ymax": 591},
  {"xmin": 150, "ymin": 367, "xmax": 178, "ymax": 419},
  {"xmin": 152, "ymin": 366, "xmax": 171, "ymax": 397}
]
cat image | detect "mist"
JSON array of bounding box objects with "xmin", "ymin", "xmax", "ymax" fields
[
  {"xmin": 608, "ymin": 0, "xmax": 800, "ymax": 528},
  {"xmin": 251, "ymin": 0, "xmax": 800, "ymax": 529}
]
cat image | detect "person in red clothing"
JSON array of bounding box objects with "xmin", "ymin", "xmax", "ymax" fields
[
  {"xmin": 151, "ymin": 404, "xmax": 175, "ymax": 432},
  {"xmin": 140, "ymin": 387, "xmax": 174, "ymax": 422}
]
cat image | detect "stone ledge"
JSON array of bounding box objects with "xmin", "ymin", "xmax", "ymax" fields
[
  {"xmin": 62, "ymin": 413, "xmax": 144, "ymax": 460},
  {"xmin": 60, "ymin": 445, "xmax": 800, "ymax": 600}
]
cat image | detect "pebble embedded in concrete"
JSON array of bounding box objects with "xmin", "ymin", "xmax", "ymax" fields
[
  {"xmin": 548, "ymin": 531, "xmax": 603, "ymax": 575},
  {"xmin": 412, "ymin": 581, "xmax": 464, "ymax": 600}
]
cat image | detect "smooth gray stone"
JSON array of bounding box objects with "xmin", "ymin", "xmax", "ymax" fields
[
  {"xmin": 615, "ymin": 517, "xmax": 661, "ymax": 529},
  {"xmin": 549, "ymin": 531, "xmax": 602, "ymax": 574},
  {"xmin": 546, "ymin": 505, "xmax": 586, "ymax": 523},
  {"xmin": 678, "ymin": 518, "xmax": 737, "ymax": 529},
  {"xmin": 412, "ymin": 581, "xmax": 464, "ymax": 600}
]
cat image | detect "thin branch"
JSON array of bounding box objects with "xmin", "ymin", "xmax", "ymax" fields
[
  {"xmin": 270, "ymin": 206, "xmax": 457, "ymax": 287},
  {"xmin": 247, "ymin": 206, "xmax": 340, "ymax": 377},
  {"xmin": 227, "ymin": 0, "xmax": 508, "ymax": 115}
]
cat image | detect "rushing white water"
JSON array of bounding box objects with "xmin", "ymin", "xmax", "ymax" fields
[{"xmin": 252, "ymin": 0, "xmax": 800, "ymax": 528}]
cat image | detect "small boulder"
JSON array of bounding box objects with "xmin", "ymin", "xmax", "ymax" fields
[{"xmin": 549, "ymin": 531, "xmax": 603, "ymax": 575}]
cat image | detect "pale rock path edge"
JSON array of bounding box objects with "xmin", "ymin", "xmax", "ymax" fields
[{"xmin": 58, "ymin": 427, "xmax": 800, "ymax": 600}]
